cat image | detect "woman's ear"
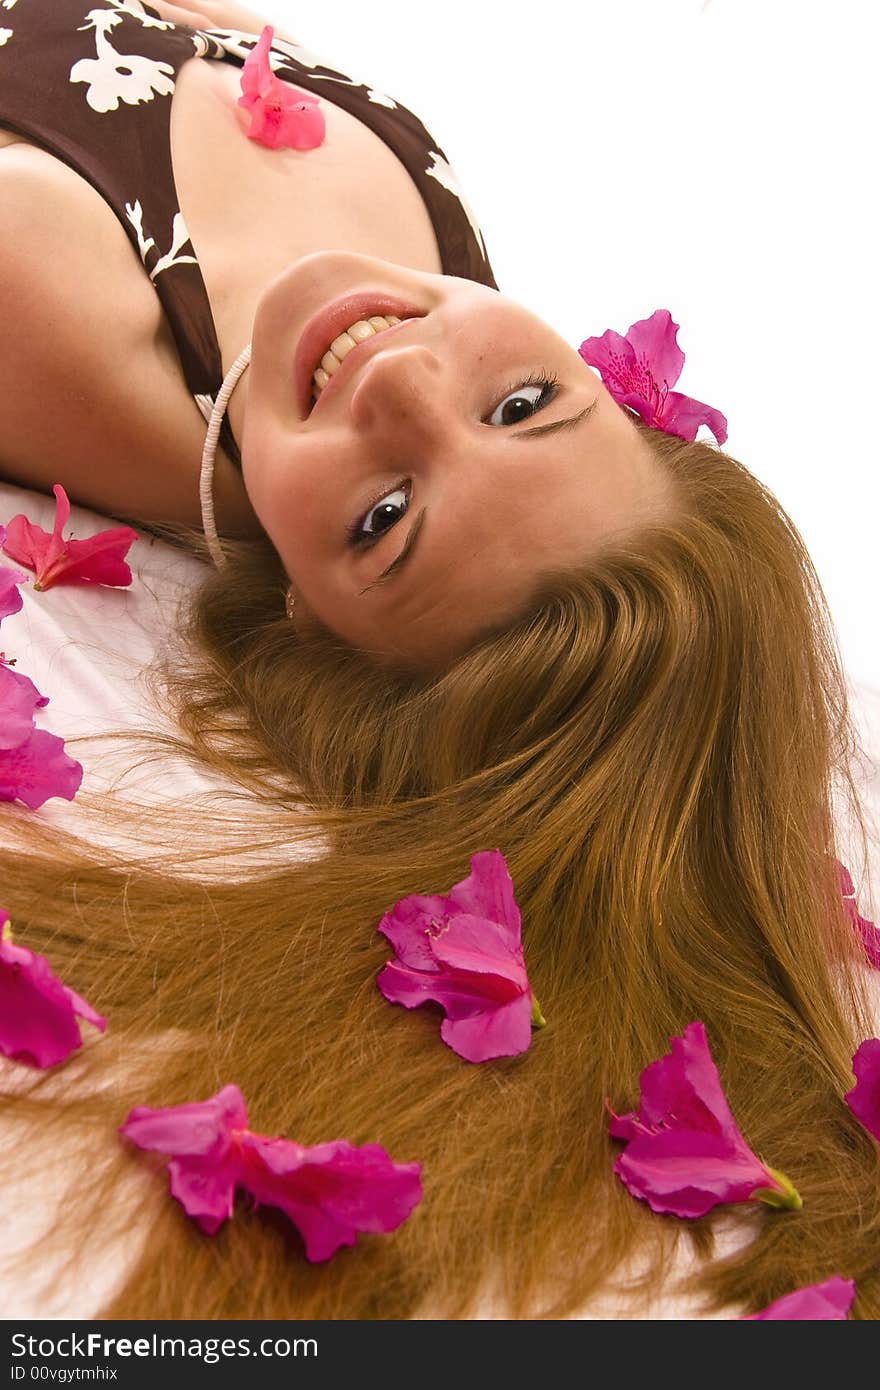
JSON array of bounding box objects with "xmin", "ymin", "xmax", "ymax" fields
[{"xmin": 284, "ymin": 587, "xmax": 324, "ymax": 637}]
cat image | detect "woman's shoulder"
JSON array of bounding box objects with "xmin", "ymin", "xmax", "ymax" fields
[{"xmin": 0, "ymin": 145, "xmax": 231, "ymax": 527}]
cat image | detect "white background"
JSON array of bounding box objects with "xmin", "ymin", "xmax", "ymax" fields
[{"xmin": 270, "ymin": 0, "xmax": 878, "ymax": 687}]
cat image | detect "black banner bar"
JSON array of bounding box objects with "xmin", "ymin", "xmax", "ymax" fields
[{"xmin": 0, "ymin": 1316, "xmax": 847, "ymax": 1384}]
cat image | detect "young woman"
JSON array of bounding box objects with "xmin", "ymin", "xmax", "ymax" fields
[{"xmin": 0, "ymin": 1, "xmax": 878, "ymax": 1319}]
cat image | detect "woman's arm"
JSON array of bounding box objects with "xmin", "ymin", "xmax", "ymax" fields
[
  {"xmin": 0, "ymin": 153, "xmax": 261, "ymax": 536},
  {"xmin": 144, "ymin": 1, "xmax": 301, "ymax": 44}
]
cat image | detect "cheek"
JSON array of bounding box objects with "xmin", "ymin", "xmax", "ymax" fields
[{"xmin": 244, "ymin": 440, "xmax": 334, "ymax": 574}]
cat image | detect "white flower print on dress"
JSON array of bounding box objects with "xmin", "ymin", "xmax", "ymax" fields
[
  {"xmin": 270, "ymin": 35, "xmax": 397, "ymax": 108},
  {"xmin": 125, "ymin": 199, "xmax": 198, "ymax": 280},
  {"xmin": 193, "ymin": 393, "xmax": 216, "ymax": 426},
  {"xmin": 425, "ymin": 150, "xmax": 487, "ymax": 261},
  {"xmin": 0, "ymin": 0, "xmax": 13, "ymax": 46},
  {"xmin": 199, "ymin": 29, "xmax": 397, "ymax": 108},
  {"xmin": 104, "ymin": 0, "xmax": 173, "ymax": 29},
  {"xmin": 71, "ymin": 9, "xmax": 175, "ymax": 113}
]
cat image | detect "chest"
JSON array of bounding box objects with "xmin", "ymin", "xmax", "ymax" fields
[
  {"xmin": 165, "ymin": 56, "xmax": 444, "ymax": 351},
  {"xmin": 0, "ymin": 50, "xmax": 443, "ymax": 380}
]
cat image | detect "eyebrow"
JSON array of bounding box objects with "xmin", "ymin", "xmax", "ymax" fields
[
  {"xmin": 510, "ymin": 398, "xmax": 598, "ymax": 440},
  {"xmin": 356, "ymin": 399, "xmax": 598, "ymax": 595}
]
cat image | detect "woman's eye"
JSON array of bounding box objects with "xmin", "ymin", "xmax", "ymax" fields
[
  {"xmin": 348, "ymin": 485, "xmax": 410, "ymax": 548},
  {"xmin": 487, "ymin": 376, "xmax": 558, "ymax": 427}
]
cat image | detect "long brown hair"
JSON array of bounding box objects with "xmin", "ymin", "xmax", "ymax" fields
[{"xmin": 1, "ymin": 426, "xmax": 878, "ymax": 1319}]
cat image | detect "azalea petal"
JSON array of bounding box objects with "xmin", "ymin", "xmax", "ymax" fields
[
  {"xmin": 2, "ymin": 511, "xmax": 63, "ymax": 578},
  {"xmin": 743, "ymin": 1276, "xmax": 856, "ymax": 1320},
  {"xmin": 375, "ymin": 960, "xmax": 450, "ymax": 1010},
  {"xmin": 609, "ymin": 1022, "xmax": 798, "ymax": 1217},
  {"xmin": 579, "ymin": 324, "xmax": 667, "ymax": 424},
  {"xmin": 445, "ymin": 849, "xmax": 523, "ymax": 948},
  {"xmin": 843, "ymin": 1037, "xmax": 880, "ymax": 1143},
  {"xmin": 0, "ymin": 661, "xmax": 49, "ymax": 750},
  {"xmin": 43, "ymin": 528, "xmax": 138, "ymax": 588},
  {"xmin": 857, "ymin": 916, "xmax": 880, "ymax": 970},
  {"xmin": 440, "ymin": 993, "xmax": 533, "ymax": 1063},
  {"xmin": 622, "ymin": 310, "xmax": 686, "ymax": 390},
  {"xmin": 51, "ymin": 483, "xmax": 70, "ymax": 536},
  {"xmin": 119, "ymin": 1085, "xmax": 249, "ymax": 1158},
  {"xmin": 656, "ymin": 388, "xmax": 728, "ymax": 445},
  {"xmin": 261, "ymin": 101, "xmax": 325, "ymax": 152},
  {"xmin": 267, "ymin": 1192, "xmax": 361, "ymax": 1261},
  {"xmin": 427, "ymin": 963, "xmax": 525, "ymax": 1011},
  {"xmin": 834, "ymin": 858, "xmax": 880, "ymax": 967},
  {"xmin": 0, "ymin": 934, "xmax": 106, "ymax": 1068},
  {"xmin": 120, "ymin": 1088, "xmax": 421, "ymax": 1257},
  {"xmin": 2, "ymin": 485, "xmax": 137, "ymax": 591},
  {"xmin": 376, "ymin": 894, "xmax": 450, "ymax": 971},
  {"xmin": 635, "ymin": 1022, "xmax": 740, "ymax": 1140},
  {"xmin": 614, "ymin": 388, "xmax": 663, "ymax": 425},
  {"xmin": 0, "ymin": 727, "xmax": 83, "ymax": 808},
  {"xmin": 0, "ymin": 559, "xmax": 27, "ymax": 624},
  {"xmin": 613, "ymin": 1128, "xmax": 776, "ymax": 1218},
  {"xmin": 429, "ymin": 912, "xmax": 529, "ymax": 989},
  {"xmin": 376, "ymin": 852, "xmax": 537, "ymax": 1060},
  {"xmin": 377, "ymin": 960, "xmax": 514, "ymax": 1019},
  {"xmin": 377, "ymin": 852, "xmax": 523, "ymax": 968},
  {"xmin": 238, "ymin": 26, "xmax": 325, "ymax": 152},
  {"xmin": 242, "ymin": 1133, "xmax": 422, "ymax": 1262},
  {"xmin": 836, "ymin": 859, "xmax": 855, "ymax": 897},
  {"xmin": 579, "ymin": 311, "xmax": 727, "ymax": 444},
  {"xmin": 167, "ymin": 1156, "xmax": 240, "ymax": 1235},
  {"xmin": 377, "ymin": 936, "xmax": 525, "ymax": 1015},
  {"xmin": 578, "ymin": 326, "xmax": 638, "ymax": 379},
  {"xmin": 6, "ymin": 482, "xmax": 71, "ymax": 586},
  {"xmin": 239, "ymin": 24, "xmax": 277, "ymax": 103},
  {"xmin": 121, "ymin": 1087, "xmax": 248, "ymax": 1234},
  {"xmin": 845, "ymin": 897, "xmax": 880, "ymax": 969}
]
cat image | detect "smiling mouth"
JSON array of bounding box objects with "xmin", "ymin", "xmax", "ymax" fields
[
  {"xmin": 294, "ymin": 292, "xmax": 428, "ymax": 419},
  {"xmin": 305, "ymin": 314, "xmax": 426, "ymax": 417},
  {"xmin": 309, "ymin": 314, "xmax": 406, "ymax": 409}
]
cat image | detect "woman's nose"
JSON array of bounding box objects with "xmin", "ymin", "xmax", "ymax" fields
[{"xmin": 348, "ymin": 342, "xmax": 445, "ymax": 433}]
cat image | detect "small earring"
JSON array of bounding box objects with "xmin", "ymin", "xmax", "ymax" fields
[{"xmin": 285, "ymin": 588, "xmax": 297, "ymax": 620}]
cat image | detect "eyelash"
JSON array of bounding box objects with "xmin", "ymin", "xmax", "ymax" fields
[
  {"xmin": 492, "ymin": 368, "xmax": 560, "ymax": 415},
  {"xmin": 345, "ymin": 369, "xmax": 560, "ymax": 549}
]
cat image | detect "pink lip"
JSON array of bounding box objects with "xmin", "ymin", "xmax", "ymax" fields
[{"xmin": 294, "ymin": 292, "xmax": 426, "ymax": 419}]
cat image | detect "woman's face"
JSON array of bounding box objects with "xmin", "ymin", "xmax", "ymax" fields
[{"xmin": 242, "ymin": 251, "xmax": 669, "ymax": 670}]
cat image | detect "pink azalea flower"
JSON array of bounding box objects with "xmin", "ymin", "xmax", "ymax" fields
[
  {"xmin": 0, "ymin": 658, "xmax": 48, "ymax": 751},
  {"xmin": 375, "ymin": 849, "xmax": 545, "ymax": 1064},
  {"xmin": 0, "ymin": 570, "xmax": 25, "ymax": 624},
  {"xmin": 238, "ymin": 26, "xmax": 325, "ymax": 151},
  {"xmin": 578, "ymin": 310, "xmax": 728, "ymax": 444},
  {"xmin": 843, "ymin": 1037, "xmax": 880, "ymax": 1144},
  {"xmin": 1, "ymin": 484, "xmax": 138, "ymax": 592},
  {"xmin": 743, "ymin": 1275, "xmax": 856, "ymax": 1320},
  {"xmin": 0, "ymin": 529, "xmax": 27, "ymax": 622},
  {"xmin": 0, "ymin": 656, "xmax": 83, "ymax": 808},
  {"xmin": 835, "ymin": 858, "xmax": 880, "ymax": 969},
  {"xmin": 119, "ymin": 1084, "xmax": 422, "ymax": 1261},
  {"xmin": 0, "ymin": 910, "xmax": 106, "ymax": 1068},
  {"xmin": 608, "ymin": 1021, "xmax": 802, "ymax": 1218},
  {"xmin": 0, "ymin": 709, "xmax": 83, "ymax": 809}
]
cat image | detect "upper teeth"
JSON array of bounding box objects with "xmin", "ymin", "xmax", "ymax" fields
[{"xmin": 312, "ymin": 315, "xmax": 402, "ymax": 399}]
